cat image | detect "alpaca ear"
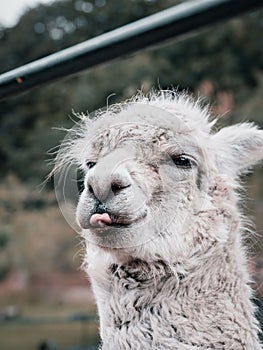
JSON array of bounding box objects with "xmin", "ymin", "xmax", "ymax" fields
[{"xmin": 211, "ymin": 123, "xmax": 263, "ymax": 176}]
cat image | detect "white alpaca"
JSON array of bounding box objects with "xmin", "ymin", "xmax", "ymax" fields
[{"xmin": 55, "ymin": 91, "xmax": 263, "ymax": 349}]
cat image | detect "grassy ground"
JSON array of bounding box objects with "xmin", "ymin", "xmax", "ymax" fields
[
  {"xmin": 0, "ymin": 302, "xmax": 99, "ymax": 350},
  {"xmin": 0, "ymin": 322, "xmax": 99, "ymax": 350}
]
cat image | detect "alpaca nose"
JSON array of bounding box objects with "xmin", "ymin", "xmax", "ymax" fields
[{"xmin": 87, "ymin": 169, "xmax": 131, "ymax": 203}]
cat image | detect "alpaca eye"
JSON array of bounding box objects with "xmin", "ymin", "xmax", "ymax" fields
[
  {"xmin": 86, "ymin": 161, "xmax": 96, "ymax": 169},
  {"xmin": 172, "ymin": 155, "xmax": 194, "ymax": 168}
]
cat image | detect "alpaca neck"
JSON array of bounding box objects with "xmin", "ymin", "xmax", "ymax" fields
[{"xmin": 88, "ymin": 241, "xmax": 261, "ymax": 349}]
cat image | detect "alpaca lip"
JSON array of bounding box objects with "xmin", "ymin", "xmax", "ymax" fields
[
  {"xmin": 89, "ymin": 211, "xmax": 147, "ymax": 230},
  {"xmin": 89, "ymin": 213, "xmax": 130, "ymax": 229}
]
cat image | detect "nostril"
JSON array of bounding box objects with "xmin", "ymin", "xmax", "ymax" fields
[
  {"xmin": 111, "ymin": 182, "xmax": 130, "ymax": 194},
  {"xmin": 88, "ymin": 184, "xmax": 94, "ymax": 195},
  {"xmin": 111, "ymin": 182, "xmax": 121, "ymax": 193}
]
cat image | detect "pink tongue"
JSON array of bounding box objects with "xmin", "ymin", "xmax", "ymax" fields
[{"xmin": 90, "ymin": 213, "xmax": 112, "ymax": 228}]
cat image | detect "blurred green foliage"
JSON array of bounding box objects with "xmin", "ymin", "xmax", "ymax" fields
[
  {"xmin": 0, "ymin": 0, "xmax": 262, "ymax": 184},
  {"xmin": 0, "ymin": 233, "xmax": 9, "ymax": 250},
  {"xmin": 0, "ymin": 232, "xmax": 10, "ymax": 280}
]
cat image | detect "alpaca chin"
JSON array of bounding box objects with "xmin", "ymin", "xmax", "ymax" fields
[{"xmin": 83, "ymin": 215, "xmax": 155, "ymax": 251}]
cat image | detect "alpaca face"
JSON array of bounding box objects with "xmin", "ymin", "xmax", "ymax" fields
[
  {"xmin": 54, "ymin": 93, "xmax": 263, "ymax": 257},
  {"xmin": 75, "ymin": 106, "xmax": 207, "ymax": 251}
]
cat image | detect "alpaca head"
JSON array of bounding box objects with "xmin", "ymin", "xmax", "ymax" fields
[{"xmin": 55, "ymin": 92, "xmax": 263, "ymax": 261}]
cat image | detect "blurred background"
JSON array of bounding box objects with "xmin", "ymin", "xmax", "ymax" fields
[{"xmin": 0, "ymin": 0, "xmax": 262, "ymax": 349}]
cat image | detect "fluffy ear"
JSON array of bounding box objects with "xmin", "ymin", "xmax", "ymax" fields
[{"xmin": 211, "ymin": 123, "xmax": 263, "ymax": 176}]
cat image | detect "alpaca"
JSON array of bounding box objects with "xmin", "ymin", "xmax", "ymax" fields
[{"xmin": 54, "ymin": 91, "xmax": 263, "ymax": 349}]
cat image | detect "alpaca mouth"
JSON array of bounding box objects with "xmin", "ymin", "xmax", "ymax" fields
[
  {"xmin": 90, "ymin": 213, "xmax": 113, "ymax": 228},
  {"xmin": 89, "ymin": 211, "xmax": 147, "ymax": 230}
]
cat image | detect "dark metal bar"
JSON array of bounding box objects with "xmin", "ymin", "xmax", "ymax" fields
[{"xmin": 0, "ymin": 0, "xmax": 262, "ymax": 100}]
